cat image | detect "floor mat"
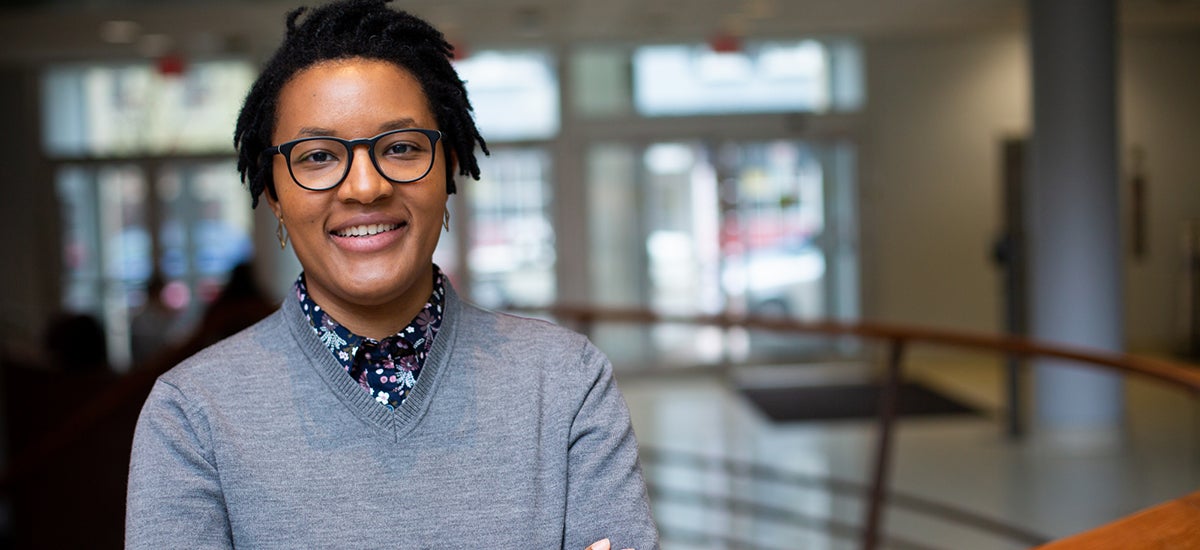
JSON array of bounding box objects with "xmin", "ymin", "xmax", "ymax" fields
[{"xmin": 740, "ymin": 382, "xmax": 983, "ymax": 422}]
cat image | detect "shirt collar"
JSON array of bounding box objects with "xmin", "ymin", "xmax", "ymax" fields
[{"xmin": 294, "ymin": 265, "xmax": 447, "ymax": 373}]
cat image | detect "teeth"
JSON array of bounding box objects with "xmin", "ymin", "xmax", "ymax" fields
[{"xmin": 334, "ymin": 223, "xmax": 399, "ymax": 237}]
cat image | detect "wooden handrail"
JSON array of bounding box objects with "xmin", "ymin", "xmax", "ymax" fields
[
  {"xmin": 521, "ymin": 304, "xmax": 1200, "ymax": 394},
  {"xmin": 512, "ymin": 303, "xmax": 1200, "ymax": 549},
  {"xmin": 1034, "ymin": 490, "xmax": 1200, "ymax": 549}
]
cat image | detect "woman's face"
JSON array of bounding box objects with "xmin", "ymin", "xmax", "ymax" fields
[{"xmin": 267, "ymin": 58, "xmax": 449, "ymax": 334}]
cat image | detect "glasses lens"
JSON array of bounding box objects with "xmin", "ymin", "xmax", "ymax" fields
[
  {"xmin": 373, "ymin": 130, "xmax": 436, "ymax": 183},
  {"xmin": 288, "ymin": 139, "xmax": 348, "ymax": 190}
]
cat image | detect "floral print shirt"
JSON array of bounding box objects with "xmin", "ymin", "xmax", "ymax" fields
[{"xmin": 294, "ymin": 267, "xmax": 445, "ymax": 410}]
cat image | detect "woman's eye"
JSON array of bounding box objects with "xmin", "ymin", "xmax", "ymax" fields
[
  {"xmin": 385, "ymin": 142, "xmax": 418, "ymax": 156},
  {"xmin": 296, "ymin": 150, "xmax": 338, "ymax": 165}
]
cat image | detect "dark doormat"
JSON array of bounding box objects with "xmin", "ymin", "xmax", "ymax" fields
[{"xmin": 741, "ymin": 382, "xmax": 984, "ymax": 422}]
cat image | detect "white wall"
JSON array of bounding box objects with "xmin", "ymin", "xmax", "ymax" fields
[
  {"xmin": 1121, "ymin": 31, "xmax": 1200, "ymax": 352},
  {"xmin": 860, "ymin": 31, "xmax": 1029, "ymax": 335},
  {"xmin": 859, "ymin": 28, "xmax": 1200, "ymax": 354}
]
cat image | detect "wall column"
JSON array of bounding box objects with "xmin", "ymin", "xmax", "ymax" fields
[{"xmin": 1028, "ymin": 0, "xmax": 1124, "ymax": 435}]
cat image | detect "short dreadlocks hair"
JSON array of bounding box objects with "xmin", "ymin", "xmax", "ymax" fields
[{"xmin": 234, "ymin": 0, "xmax": 488, "ymax": 208}]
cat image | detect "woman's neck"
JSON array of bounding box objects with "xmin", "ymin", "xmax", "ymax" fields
[{"xmin": 304, "ymin": 269, "xmax": 434, "ymax": 341}]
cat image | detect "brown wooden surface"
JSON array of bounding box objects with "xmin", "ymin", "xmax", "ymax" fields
[{"xmin": 1036, "ymin": 490, "xmax": 1200, "ymax": 549}]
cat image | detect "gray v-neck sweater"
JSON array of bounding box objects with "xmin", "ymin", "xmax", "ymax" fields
[{"xmin": 126, "ymin": 283, "xmax": 658, "ymax": 549}]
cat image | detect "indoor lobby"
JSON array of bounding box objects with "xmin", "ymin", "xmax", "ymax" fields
[{"xmin": 0, "ymin": 0, "xmax": 1198, "ymax": 548}]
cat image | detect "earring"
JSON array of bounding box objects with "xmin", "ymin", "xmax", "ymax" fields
[
  {"xmin": 277, "ymin": 217, "xmax": 288, "ymax": 249},
  {"xmin": 443, "ymin": 209, "xmax": 451, "ymax": 232}
]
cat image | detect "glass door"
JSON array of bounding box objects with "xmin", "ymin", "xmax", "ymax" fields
[
  {"xmin": 58, "ymin": 164, "xmax": 149, "ymax": 367},
  {"xmin": 717, "ymin": 140, "xmax": 827, "ymax": 320},
  {"xmin": 156, "ymin": 160, "xmax": 255, "ymax": 326},
  {"xmin": 587, "ymin": 138, "xmax": 858, "ymax": 364},
  {"xmin": 56, "ymin": 158, "xmax": 253, "ymax": 369}
]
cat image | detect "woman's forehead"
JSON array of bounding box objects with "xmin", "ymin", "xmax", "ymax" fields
[{"xmin": 275, "ymin": 58, "xmax": 435, "ymax": 138}]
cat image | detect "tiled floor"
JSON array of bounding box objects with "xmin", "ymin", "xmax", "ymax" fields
[{"xmin": 614, "ymin": 350, "xmax": 1200, "ymax": 550}]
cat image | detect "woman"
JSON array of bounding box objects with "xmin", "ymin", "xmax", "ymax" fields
[{"xmin": 125, "ymin": 2, "xmax": 657, "ymax": 548}]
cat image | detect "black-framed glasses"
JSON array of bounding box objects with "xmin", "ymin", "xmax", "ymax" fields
[{"xmin": 264, "ymin": 128, "xmax": 443, "ymax": 191}]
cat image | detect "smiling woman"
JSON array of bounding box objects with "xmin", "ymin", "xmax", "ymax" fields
[{"xmin": 124, "ymin": 2, "xmax": 657, "ymax": 549}]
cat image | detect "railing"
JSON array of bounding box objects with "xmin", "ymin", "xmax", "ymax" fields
[
  {"xmin": 641, "ymin": 447, "xmax": 1050, "ymax": 549},
  {"xmin": 515, "ymin": 304, "xmax": 1200, "ymax": 550},
  {"xmin": 2, "ymin": 306, "xmax": 1198, "ymax": 548}
]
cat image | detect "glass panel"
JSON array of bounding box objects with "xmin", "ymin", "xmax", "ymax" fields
[
  {"xmin": 453, "ymin": 50, "xmax": 559, "ymax": 141},
  {"xmin": 642, "ymin": 142, "xmax": 727, "ymax": 365},
  {"xmin": 828, "ymin": 39, "xmax": 865, "ymax": 112},
  {"xmin": 188, "ymin": 163, "xmax": 254, "ymax": 279},
  {"xmin": 41, "ymin": 60, "xmax": 255, "ymax": 157},
  {"xmin": 587, "ymin": 144, "xmax": 641, "ymax": 306},
  {"xmin": 99, "ymin": 165, "xmax": 151, "ymax": 285},
  {"xmin": 634, "ymin": 40, "xmax": 856, "ymax": 116},
  {"xmin": 58, "ymin": 164, "xmax": 146, "ymax": 368},
  {"xmin": 643, "ymin": 143, "xmax": 722, "ymax": 315},
  {"xmin": 718, "ymin": 141, "xmax": 826, "ymax": 320},
  {"xmin": 157, "ymin": 161, "xmax": 254, "ymax": 329},
  {"xmin": 586, "ymin": 143, "xmax": 654, "ymax": 365},
  {"xmin": 56, "ymin": 160, "xmax": 259, "ymax": 369},
  {"xmin": 827, "ymin": 141, "xmax": 861, "ymax": 324},
  {"xmin": 571, "ymin": 47, "xmax": 632, "ymax": 119},
  {"xmin": 627, "ymin": 139, "xmax": 858, "ymax": 364},
  {"xmin": 97, "ymin": 164, "xmax": 149, "ymax": 367},
  {"xmin": 43, "ymin": 69, "xmax": 89, "ymax": 157},
  {"xmin": 467, "ymin": 148, "xmax": 556, "ymax": 308},
  {"xmin": 717, "ymin": 140, "xmax": 845, "ymax": 359},
  {"xmin": 157, "ymin": 170, "xmax": 190, "ymax": 281},
  {"xmin": 57, "ymin": 166, "xmax": 101, "ymax": 312}
]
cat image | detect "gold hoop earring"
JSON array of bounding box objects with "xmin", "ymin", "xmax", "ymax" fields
[
  {"xmin": 443, "ymin": 209, "xmax": 450, "ymax": 232},
  {"xmin": 277, "ymin": 217, "xmax": 288, "ymax": 249}
]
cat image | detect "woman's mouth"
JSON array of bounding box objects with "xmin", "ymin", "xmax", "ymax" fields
[{"xmin": 331, "ymin": 223, "xmax": 402, "ymax": 237}]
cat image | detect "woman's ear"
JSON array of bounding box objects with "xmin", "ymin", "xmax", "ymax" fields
[{"xmin": 265, "ymin": 190, "xmax": 281, "ymax": 220}]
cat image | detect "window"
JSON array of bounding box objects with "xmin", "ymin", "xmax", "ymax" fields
[
  {"xmin": 454, "ymin": 50, "xmax": 559, "ymax": 141},
  {"xmin": 570, "ymin": 47, "xmax": 633, "ymax": 119},
  {"xmin": 453, "ymin": 50, "xmax": 560, "ymax": 307},
  {"xmin": 42, "ymin": 60, "xmax": 255, "ymax": 156},
  {"xmin": 632, "ymin": 40, "xmax": 862, "ymax": 116},
  {"xmin": 43, "ymin": 60, "xmax": 256, "ymax": 368},
  {"xmin": 466, "ymin": 148, "xmax": 556, "ymax": 309},
  {"xmin": 56, "ymin": 162, "xmax": 253, "ymax": 367}
]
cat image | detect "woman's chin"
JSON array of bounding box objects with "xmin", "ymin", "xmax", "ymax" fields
[{"xmin": 326, "ymin": 269, "xmax": 430, "ymax": 309}]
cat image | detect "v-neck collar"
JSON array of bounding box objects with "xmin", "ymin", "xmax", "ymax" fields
[{"xmin": 280, "ymin": 281, "xmax": 462, "ymax": 441}]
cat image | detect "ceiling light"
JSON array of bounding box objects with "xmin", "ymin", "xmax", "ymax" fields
[{"xmin": 100, "ymin": 20, "xmax": 140, "ymax": 44}]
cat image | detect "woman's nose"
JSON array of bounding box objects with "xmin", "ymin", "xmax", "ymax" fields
[{"xmin": 336, "ymin": 146, "xmax": 393, "ymax": 204}]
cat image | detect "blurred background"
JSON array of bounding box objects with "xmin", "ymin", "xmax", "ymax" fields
[{"xmin": 0, "ymin": 0, "xmax": 1198, "ymax": 548}]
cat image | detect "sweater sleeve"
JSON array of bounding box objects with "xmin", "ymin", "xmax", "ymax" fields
[
  {"xmin": 564, "ymin": 341, "xmax": 660, "ymax": 550},
  {"xmin": 126, "ymin": 380, "xmax": 233, "ymax": 550}
]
